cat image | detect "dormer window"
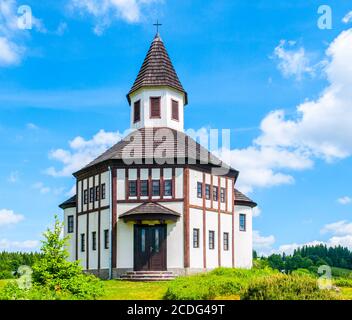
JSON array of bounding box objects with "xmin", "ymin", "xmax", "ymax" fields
[
  {"xmin": 150, "ymin": 97, "xmax": 161, "ymax": 118},
  {"xmin": 171, "ymin": 99, "xmax": 179, "ymax": 121},
  {"xmin": 133, "ymin": 100, "xmax": 141, "ymax": 123}
]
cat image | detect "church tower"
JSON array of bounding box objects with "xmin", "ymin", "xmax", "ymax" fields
[{"xmin": 127, "ymin": 33, "xmax": 188, "ymax": 132}]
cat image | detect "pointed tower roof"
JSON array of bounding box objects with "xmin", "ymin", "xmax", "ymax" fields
[{"xmin": 127, "ymin": 34, "xmax": 188, "ymax": 105}]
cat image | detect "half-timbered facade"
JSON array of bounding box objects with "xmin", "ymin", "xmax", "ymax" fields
[{"xmin": 59, "ymin": 33, "xmax": 257, "ymax": 279}]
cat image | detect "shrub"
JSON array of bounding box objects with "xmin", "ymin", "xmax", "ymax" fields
[
  {"xmin": 241, "ymin": 274, "xmax": 339, "ymax": 300},
  {"xmin": 164, "ymin": 267, "xmax": 276, "ymax": 300},
  {"xmin": 291, "ymin": 268, "xmax": 316, "ymax": 277},
  {"xmin": 30, "ymin": 215, "xmax": 104, "ymax": 300},
  {"xmin": 0, "ymin": 271, "xmax": 14, "ymax": 280},
  {"xmin": 334, "ymin": 278, "xmax": 352, "ymax": 287}
]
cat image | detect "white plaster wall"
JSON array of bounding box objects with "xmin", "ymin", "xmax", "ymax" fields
[
  {"xmin": 130, "ymin": 88, "xmax": 185, "ymax": 132},
  {"xmin": 164, "ymin": 202, "xmax": 184, "ymax": 268},
  {"xmin": 100, "ymin": 209, "xmax": 110, "ymax": 269},
  {"xmin": 117, "ymin": 221, "xmax": 134, "ymax": 268},
  {"xmin": 117, "ymin": 169, "xmax": 125, "ymax": 201},
  {"xmin": 220, "ymin": 213, "xmax": 232, "ymax": 267},
  {"xmin": 206, "ymin": 211, "xmax": 218, "ymax": 268},
  {"xmin": 63, "ymin": 207, "xmax": 76, "ymax": 262},
  {"xmin": 78, "ymin": 214, "xmax": 87, "ymax": 269},
  {"xmin": 189, "ymin": 169, "xmax": 203, "ymax": 207},
  {"xmin": 234, "ymin": 205, "xmax": 253, "ymax": 269},
  {"xmin": 227, "ymin": 179, "xmax": 233, "ymax": 213},
  {"xmin": 175, "ymin": 168, "xmax": 183, "ymax": 198},
  {"xmin": 189, "ymin": 208, "xmax": 203, "ymax": 269},
  {"xmin": 88, "ymin": 211, "xmax": 98, "ymax": 270}
]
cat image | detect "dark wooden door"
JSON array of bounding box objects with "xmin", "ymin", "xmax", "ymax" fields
[{"xmin": 134, "ymin": 225, "xmax": 167, "ymax": 271}]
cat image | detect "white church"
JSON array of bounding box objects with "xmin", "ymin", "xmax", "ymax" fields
[{"xmin": 59, "ymin": 32, "xmax": 257, "ymax": 280}]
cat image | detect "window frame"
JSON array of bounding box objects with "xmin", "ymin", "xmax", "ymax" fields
[
  {"xmin": 197, "ymin": 182, "xmax": 203, "ymax": 198},
  {"xmin": 104, "ymin": 229, "xmax": 109, "ymax": 249},
  {"xmin": 101, "ymin": 183, "xmax": 106, "ymax": 200},
  {"xmin": 80, "ymin": 233, "xmax": 85, "ymax": 252},
  {"xmin": 95, "ymin": 185, "xmax": 100, "ymax": 201},
  {"xmin": 67, "ymin": 215, "xmax": 74, "ymax": 233},
  {"xmin": 193, "ymin": 228, "xmax": 200, "ymax": 248},
  {"xmin": 133, "ymin": 100, "xmax": 141, "ymax": 123},
  {"xmin": 150, "ymin": 97, "xmax": 161, "ymax": 119},
  {"xmin": 152, "ymin": 180, "xmax": 160, "ymax": 196},
  {"xmin": 171, "ymin": 99, "xmax": 179, "ymax": 121},
  {"xmin": 205, "ymin": 184, "xmax": 211, "ymax": 200},
  {"xmin": 89, "ymin": 187, "xmax": 94, "ymax": 203},
  {"xmin": 220, "ymin": 187, "xmax": 226, "ymax": 203},
  {"xmin": 83, "ymin": 190, "xmax": 88, "ymax": 204},
  {"xmin": 223, "ymin": 232, "xmax": 229, "ymax": 251},
  {"xmin": 209, "ymin": 230, "xmax": 215, "ymax": 250},
  {"xmin": 140, "ymin": 180, "xmax": 149, "ymax": 197},
  {"xmin": 239, "ymin": 214, "xmax": 246, "ymax": 232},
  {"xmin": 92, "ymin": 231, "xmax": 97, "ymax": 251},
  {"xmin": 213, "ymin": 186, "xmax": 218, "ymax": 202},
  {"xmin": 163, "ymin": 179, "xmax": 172, "ymax": 197},
  {"xmin": 128, "ymin": 180, "xmax": 137, "ymax": 197}
]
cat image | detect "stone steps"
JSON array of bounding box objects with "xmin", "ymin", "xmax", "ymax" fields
[{"xmin": 120, "ymin": 271, "xmax": 176, "ymax": 281}]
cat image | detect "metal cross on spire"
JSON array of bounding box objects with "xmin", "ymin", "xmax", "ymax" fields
[{"xmin": 153, "ymin": 20, "xmax": 162, "ymax": 34}]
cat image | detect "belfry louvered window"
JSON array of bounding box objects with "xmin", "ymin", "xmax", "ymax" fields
[
  {"xmin": 171, "ymin": 99, "xmax": 179, "ymax": 121},
  {"xmin": 134, "ymin": 100, "xmax": 141, "ymax": 123},
  {"xmin": 150, "ymin": 97, "xmax": 161, "ymax": 118}
]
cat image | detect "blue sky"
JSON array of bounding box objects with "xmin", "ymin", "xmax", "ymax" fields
[{"xmin": 1, "ymin": 0, "xmax": 352, "ymax": 255}]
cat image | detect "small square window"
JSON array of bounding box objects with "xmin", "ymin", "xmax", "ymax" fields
[
  {"xmin": 128, "ymin": 180, "xmax": 137, "ymax": 197},
  {"xmin": 197, "ymin": 182, "xmax": 203, "ymax": 198},
  {"xmin": 193, "ymin": 229, "xmax": 200, "ymax": 248},
  {"xmin": 209, "ymin": 231, "xmax": 215, "ymax": 250},
  {"xmin": 152, "ymin": 180, "xmax": 160, "ymax": 196},
  {"xmin": 104, "ymin": 229, "xmax": 109, "ymax": 249},
  {"xmin": 239, "ymin": 214, "xmax": 246, "ymax": 232},
  {"xmin": 80, "ymin": 233, "xmax": 85, "ymax": 252},
  {"xmin": 164, "ymin": 180, "xmax": 172, "ymax": 196},
  {"xmin": 84, "ymin": 190, "xmax": 88, "ymax": 204},
  {"xmin": 67, "ymin": 215, "xmax": 74, "ymax": 233},
  {"xmin": 140, "ymin": 180, "xmax": 149, "ymax": 196},
  {"xmin": 205, "ymin": 184, "xmax": 211, "ymax": 200},
  {"xmin": 92, "ymin": 231, "xmax": 97, "ymax": 251},
  {"xmin": 101, "ymin": 184, "xmax": 106, "ymax": 199},
  {"xmin": 213, "ymin": 186, "xmax": 218, "ymax": 202},
  {"xmin": 223, "ymin": 232, "xmax": 229, "ymax": 251},
  {"xmin": 220, "ymin": 187, "xmax": 226, "ymax": 203},
  {"xmin": 171, "ymin": 99, "xmax": 179, "ymax": 121},
  {"xmin": 134, "ymin": 100, "xmax": 141, "ymax": 123}
]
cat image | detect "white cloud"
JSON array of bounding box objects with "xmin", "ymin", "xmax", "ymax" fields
[
  {"xmin": 0, "ymin": 0, "xmax": 46, "ymax": 66},
  {"xmin": 321, "ymin": 220, "xmax": 352, "ymax": 236},
  {"xmin": 0, "ymin": 238, "xmax": 39, "ymax": 250},
  {"xmin": 26, "ymin": 122, "xmax": 39, "ymax": 130},
  {"xmin": 338, "ymin": 196, "xmax": 351, "ymax": 205},
  {"xmin": 0, "ymin": 209, "xmax": 24, "ymax": 226},
  {"xmin": 273, "ymin": 40, "xmax": 316, "ymax": 80},
  {"xmin": 32, "ymin": 182, "xmax": 51, "ymax": 194},
  {"xmin": 7, "ymin": 170, "xmax": 19, "ymax": 183},
  {"xmin": 253, "ymin": 230, "xmax": 275, "ymax": 255},
  {"xmin": 342, "ymin": 11, "xmax": 352, "ymax": 24},
  {"xmin": 69, "ymin": 0, "xmax": 161, "ymax": 35},
  {"xmin": 46, "ymin": 129, "xmax": 125, "ymax": 177},
  {"xmin": 252, "ymin": 207, "xmax": 261, "ymax": 217}
]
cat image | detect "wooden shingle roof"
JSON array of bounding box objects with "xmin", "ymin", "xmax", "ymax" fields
[
  {"xmin": 127, "ymin": 34, "xmax": 188, "ymax": 105},
  {"xmin": 234, "ymin": 189, "xmax": 257, "ymax": 208},
  {"xmin": 120, "ymin": 202, "xmax": 181, "ymax": 221},
  {"xmin": 74, "ymin": 127, "xmax": 238, "ymax": 178}
]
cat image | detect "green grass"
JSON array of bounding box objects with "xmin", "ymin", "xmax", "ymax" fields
[
  {"xmin": 99, "ymin": 280, "xmax": 169, "ymax": 300},
  {"xmin": 0, "ymin": 280, "xmax": 8, "ymax": 290}
]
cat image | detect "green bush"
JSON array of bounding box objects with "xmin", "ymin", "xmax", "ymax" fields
[
  {"xmin": 164, "ymin": 267, "xmax": 276, "ymax": 300},
  {"xmin": 0, "ymin": 271, "xmax": 14, "ymax": 280},
  {"xmin": 291, "ymin": 268, "xmax": 316, "ymax": 277},
  {"xmin": 334, "ymin": 278, "xmax": 352, "ymax": 287},
  {"xmin": 241, "ymin": 274, "xmax": 339, "ymax": 300}
]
